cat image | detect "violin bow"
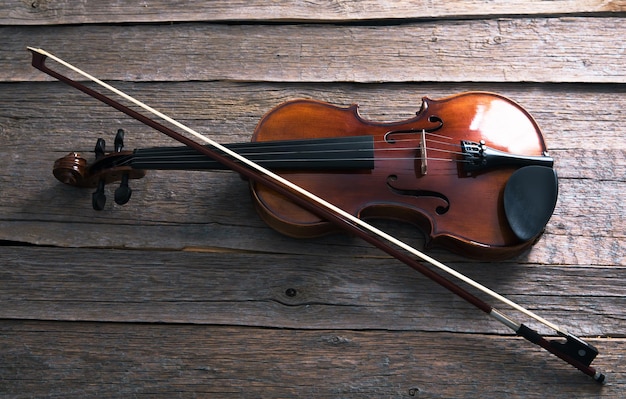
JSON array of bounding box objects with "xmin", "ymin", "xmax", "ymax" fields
[{"xmin": 28, "ymin": 47, "xmax": 605, "ymax": 383}]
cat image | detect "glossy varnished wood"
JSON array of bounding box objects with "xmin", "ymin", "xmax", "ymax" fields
[{"xmin": 250, "ymin": 94, "xmax": 548, "ymax": 259}]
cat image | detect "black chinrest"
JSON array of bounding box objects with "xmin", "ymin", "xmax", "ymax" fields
[{"xmin": 504, "ymin": 166, "xmax": 558, "ymax": 242}]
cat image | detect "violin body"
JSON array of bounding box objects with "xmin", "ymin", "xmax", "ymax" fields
[{"xmin": 250, "ymin": 92, "xmax": 553, "ymax": 260}]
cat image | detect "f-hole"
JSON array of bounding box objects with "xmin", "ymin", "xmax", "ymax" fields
[
  {"xmin": 386, "ymin": 175, "xmax": 450, "ymax": 215},
  {"xmin": 383, "ymin": 115, "xmax": 444, "ymax": 144}
]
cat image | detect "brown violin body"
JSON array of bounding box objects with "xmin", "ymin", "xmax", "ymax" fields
[{"xmin": 250, "ymin": 92, "xmax": 553, "ymax": 259}]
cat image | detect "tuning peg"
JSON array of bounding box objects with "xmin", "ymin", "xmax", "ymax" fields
[
  {"xmin": 92, "ymin": 179, "xmax": 106, "ymax": 210},
  {"xmin": 114, "ymin": 129, "xmax": 125, "ymax": 152},
  {"xmin": 114, "ymin": 173, "xmax": 132, "ymax": 205},
  {"xmin": 94, "ymin": 138, "xmax": 106, "ymax": 159}
]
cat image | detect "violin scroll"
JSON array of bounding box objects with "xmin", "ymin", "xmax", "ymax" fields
[
  {"xmin": 53, "ymin": 129, "xmax": 146, "ymax": 210},
  {"xmin": 53, "ymin": 152, "xmax": 88, "ymax": 186}
]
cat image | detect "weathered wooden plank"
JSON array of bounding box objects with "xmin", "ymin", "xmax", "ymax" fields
[
  {"xmin": 2, "ymin": 2, "xmax": 623, "ymax": 397},
  {"xmin": 0, "ymin": 246, "xmax": 623, "ymax": 337},
  {"xmin": 3, "ymin": 0, "xmax": 624, "ymax": 25},
  {"xmin": 2, "ymin": 82, "xmax": 624, "ymax": 150},
  {"xmin": 1, "ymin": 175, "xmax": 622, "ymax": 266},
  {"xmin": 5, "ymin": 18, "xmax": 626, "ymax": 83},
  {"xmin": 0, "ymin": 320, "xmax": 621, "ymax": 398},
  {"xmin": 1, "ymin": 82, "xmax": 623, "ymax": 265}
]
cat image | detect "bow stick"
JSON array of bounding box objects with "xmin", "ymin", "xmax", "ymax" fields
[{"xmin": 27, "ymin": 47, "xmax": 605, "ymax": 382}]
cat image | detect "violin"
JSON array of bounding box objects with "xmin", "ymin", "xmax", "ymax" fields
[
  {"xmin": 31, "ymin": 48, "xmax": 604, "ymax": 381},
  {"xmin": 54, "ymin": 93, "xmax": 558, "ymax": 260}
]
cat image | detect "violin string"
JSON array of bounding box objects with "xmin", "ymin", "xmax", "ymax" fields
[
  {"xmin": 33, "ymin": 47, "xmax": 565, "ymax": 335},
  {"xmin": 105, "ymin": 137, "xmax": 468, "ymax": 168},
  {"xmin": 131, "ymin": 156, "xmax": 466, "ymax": 162},
  {"xmin": 133, "ymin": 136, "xmax": 463, "ymax": 153},
  {"xmin": 115, "ymin": 154, "xmax": 469, "ymax": 174},
  {"xmin": 109, "ymin": 155, "xmax": 465, "ymax": 178}
]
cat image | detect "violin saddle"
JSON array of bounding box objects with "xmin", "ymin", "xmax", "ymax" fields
[{"xmin": 504, "ymin": 165, "xmax": 558, "ymax": 242}]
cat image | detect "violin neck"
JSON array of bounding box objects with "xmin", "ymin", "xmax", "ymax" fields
[{"xmin": 130, "ymin": 136, "xmax": 375, "ymax": 171}]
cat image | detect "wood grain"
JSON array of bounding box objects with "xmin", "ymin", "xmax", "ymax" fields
[
  {"xmin": 5, "ymin": 18, "xmax": 626, "ymax": 83},
  {"xmin": 3, "ymin": 0, "xmax": 625, "ymax": 24},
  {"xmin": 1, "ymin": 247, "xmax": 624, "ymax": 335},
  {"xmin": 2, "ymin": 1, "xmax": 624, "ymax": 396},
  {"xmin": 1, "ymin": 320, "xmax": 621, "ymax": 398}
]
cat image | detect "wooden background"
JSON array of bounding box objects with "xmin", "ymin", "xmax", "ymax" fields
[{"xmin": 1, "ymin": 1, "xmax": 625, "ymax": 397}]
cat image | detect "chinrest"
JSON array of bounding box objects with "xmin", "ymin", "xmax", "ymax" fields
[{"xmin": 504, "ymin": 165, "xmax": 559, "ymax": 242}]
